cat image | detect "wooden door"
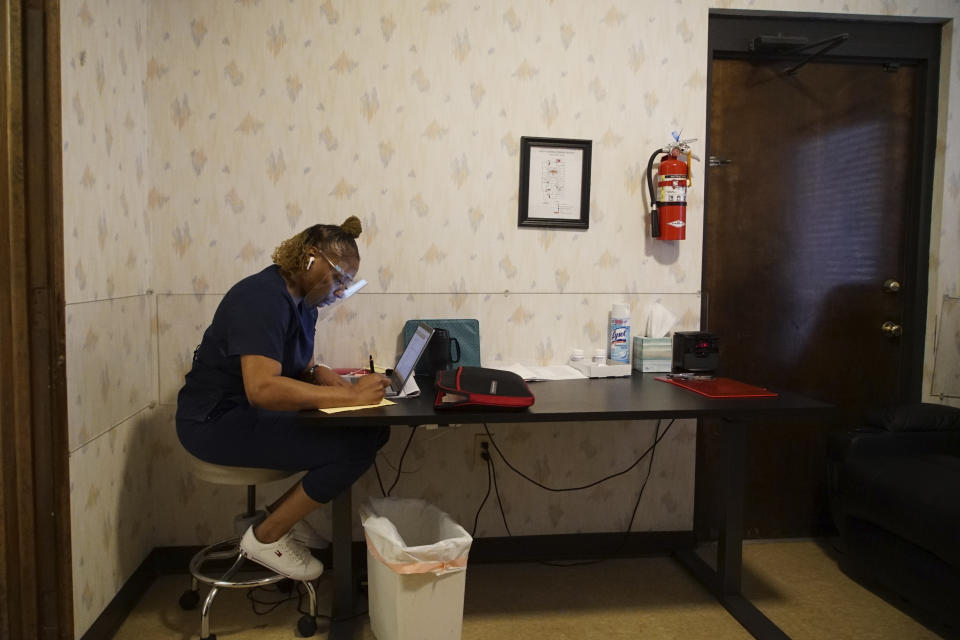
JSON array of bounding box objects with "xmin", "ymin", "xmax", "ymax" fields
[{"xmin": 700, "ymin": 58, "xmax": 921, "ymax": 537}]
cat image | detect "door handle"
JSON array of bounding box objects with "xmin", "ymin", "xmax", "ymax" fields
[
  {"xmin": 881, "ymin": 321, "xmax": 903, "ymax": 338},
  {"xmin": 882, "ymin": 279, "xmax": 901, "ymax": 293}
]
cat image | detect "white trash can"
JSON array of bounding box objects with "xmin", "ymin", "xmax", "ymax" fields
[{"xmin": 360, "ymin": 497, "xmax": 473, "ymax": 640}]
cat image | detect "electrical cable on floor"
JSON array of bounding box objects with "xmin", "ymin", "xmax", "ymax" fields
[
  {"xmin": 386, "ymin": 425, "xmax": 419, "ymax": 496},
  {"xmin": 245, "ymin": 581, "xmax": 332, "ymax": 620},
  {"xmin": 246, "ymin": 583, "xmax": 295, "ymax": 615}
]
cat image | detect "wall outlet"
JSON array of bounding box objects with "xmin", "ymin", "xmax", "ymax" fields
[{"xmin": 472, "ymin": 433, "xmax": 492, "ymax": 469}]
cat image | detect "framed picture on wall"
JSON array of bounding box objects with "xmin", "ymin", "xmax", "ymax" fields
[{"xmin": 518, "ymin": 136, "xmax": 592, "ymax": 230}]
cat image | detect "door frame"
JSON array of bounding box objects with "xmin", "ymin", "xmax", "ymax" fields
[
  {"xmin": 1, "ymin": 1, "xmax": 72, "ymax": 638},
  {"xmin": 704, "ymin": 10, "xmax": 944, "ymax": 402}
]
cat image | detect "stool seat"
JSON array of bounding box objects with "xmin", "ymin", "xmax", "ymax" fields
[
  {"xmin": 186, "ymin": 451, "xmax": 295, "ymax": 486},
  {"xmin": 179, "ymin": 451, "xmax": 317, "ymax": 638}
]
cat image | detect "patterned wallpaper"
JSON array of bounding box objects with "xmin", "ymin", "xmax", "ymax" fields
[
  {"xmin": 62, "ymin": 0, "xmax": 960, "ymax": 637},
  {"xmin": 145, "ymin": 1, "xmax": 708, "ymax": 297},
  {"xmin": 61, "ymin": 0, "xmax": 154, "ymax": 636},
  {"xmin": 63, "ymin": 0, "xmax": 151, "ymax": 303}
]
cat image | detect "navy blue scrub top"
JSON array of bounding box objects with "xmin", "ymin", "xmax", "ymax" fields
[{"xmin": 176, "ymin": 264, "xmax": 318, "ymax": 422}]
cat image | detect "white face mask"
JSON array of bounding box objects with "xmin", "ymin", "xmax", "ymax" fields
[{"xmin": 304, "ymin": 283, "xmax": 341, "ymax": 309}]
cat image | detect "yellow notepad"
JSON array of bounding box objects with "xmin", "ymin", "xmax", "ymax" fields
[{"xmin": 319, "ymin": 398, "xmax": 395, "ymax": 414}]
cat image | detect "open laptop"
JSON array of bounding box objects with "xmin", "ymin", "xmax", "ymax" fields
[{"xmin": 384, "ymin": 322, "xmax": 434, "ymax": 397}]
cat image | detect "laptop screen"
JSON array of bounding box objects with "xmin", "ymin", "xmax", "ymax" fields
[{"xmin": 390, "ymin": 322, "xmax": 434, "ymax": 392}]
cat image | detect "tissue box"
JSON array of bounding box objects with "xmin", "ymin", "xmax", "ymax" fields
[{"xmin": 632, "ymin": 337, "xmax": 672, "ymax": 373}]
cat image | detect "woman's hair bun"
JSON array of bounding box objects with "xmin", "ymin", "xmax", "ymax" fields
[{"xmin": 340, "ymin": 216, "xmax": 362, "ymax": 238}]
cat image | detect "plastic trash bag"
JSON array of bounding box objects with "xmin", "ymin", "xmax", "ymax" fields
[{"xmin": 360, "ymin": 497, "xmax": 472, "ymax": 576}]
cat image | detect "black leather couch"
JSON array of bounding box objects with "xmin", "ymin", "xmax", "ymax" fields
[{"xmin": 827, "ymin": 403, "xmax": 960, "ymax": 635}]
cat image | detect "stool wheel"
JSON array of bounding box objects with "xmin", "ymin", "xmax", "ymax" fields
[
  {"xmin": 179, "ymin": 589, "xmax": 200, "ymax": 610},
  {"xmin": 297, "ymin": 614, "xmax": 317, "ymax": 637}
]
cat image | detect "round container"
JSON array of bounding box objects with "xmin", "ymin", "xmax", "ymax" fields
[{"xmin": 592, "ymin": 348, "xmax": 606, "ymax": 365}]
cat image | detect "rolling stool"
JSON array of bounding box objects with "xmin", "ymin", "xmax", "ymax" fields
[{"xmin": 178, "ymin": 453, "xmax": 319, "ymax": 639}]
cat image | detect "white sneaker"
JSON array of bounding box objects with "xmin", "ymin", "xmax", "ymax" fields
[
  {"xmin": 289, "ymin": 518, "xmax": 330, "ymax": 550},
  {"xmin": 263, "ymin": 507, "xmax": 330, "ymax": 550},
  {"xmin": 240, "ymin": 525, "xmax": 324, "ymax": 581}
]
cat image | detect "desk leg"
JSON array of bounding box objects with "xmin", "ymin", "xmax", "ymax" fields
[
  {"xmin": 329, "ymin": 488, "xmax": 363, "ymax": 640},
  {"xmin": 718, "ymin": 417, "xmax": 745, "ymax": 595},
  {"xmin": 675, "ymin": 419, "xmax": 790, "ymax": 640}
]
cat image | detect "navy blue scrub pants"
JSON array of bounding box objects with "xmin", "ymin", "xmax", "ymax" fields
[{"xmin": 177, "ymin": 405, "xmax": 390, "ymax": 503}]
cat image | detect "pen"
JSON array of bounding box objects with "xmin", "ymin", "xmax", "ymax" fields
[
  {"xmin": 667, "ymin": 372, "xmax": 716, "ymax": 381},
  {"xmin": 369, "ymin": 354, "xmax": 374, "ymax": 373}
]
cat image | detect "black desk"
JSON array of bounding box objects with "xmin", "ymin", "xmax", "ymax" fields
[{"xmin": 319, "ymin": 373, "xmax": 829, "ymax": 640}]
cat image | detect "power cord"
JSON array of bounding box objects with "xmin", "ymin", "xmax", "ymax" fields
[
  {"xmin": 245, "ymin": 581, "xmax": 333, "ymax": 619},
  {"xmin": 386, "ymin": 425, "xmax": 419, "ymax": 496},
  {"xmin": 471, "ymin": 445, "xmax": 493, "ymax": 537},
  {"xmin": 373, "ymin": 423, "xmax": 424, "ymax": 497},
  {"xmin": 489, "ymin": 447, "xmax": 512, "ymax": 537},
  {"xmin": 373, "ymin": 459, "xmax": 386, "ymax": 496},
  {"xmin": 374, "ymin": 441, "xmax": 425, "ymax": 497},
  {"xmin": 376, "ymin": 444, "xmax": 426, "ymax": 475},
  {"xmin": 481, "ymin": 420, "xmax": 674, "ymax": 492},
  {"xmin": 474, "ymin": 420, "xmax": 674, "ymax": 566}
]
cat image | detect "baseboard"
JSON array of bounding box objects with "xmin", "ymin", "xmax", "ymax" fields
[
  {"xmin": 79, "ymin": 530, "xmax": 692, "ymax": 640},
  {"xmin": 469, "ymin": 530, "xmax": 695, "ymax": 563},
  {"xmin": 144, "ymin": 530, "xmax": 693, "ymax": 574}
]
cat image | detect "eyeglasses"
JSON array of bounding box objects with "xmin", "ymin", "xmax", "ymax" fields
[{"xmin": 317, "ymin": 251, "xmax": 354, "ymax": 289}]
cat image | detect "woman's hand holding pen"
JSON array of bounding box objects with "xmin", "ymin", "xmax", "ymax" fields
[
  {"xmin": 312, "ymin": 364, "xmax": 352, "ymax": 388},
  {"xmin": 351, "ymin": 372, "xmax": 391, "ymax": 405}
]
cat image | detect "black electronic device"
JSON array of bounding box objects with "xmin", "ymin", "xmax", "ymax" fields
[{"xmin": 672, "ymin": 332, "xmax": 719, "ymax": 374}]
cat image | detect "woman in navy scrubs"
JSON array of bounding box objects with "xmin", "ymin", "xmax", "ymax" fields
[{"xmin": 176, "ymin": 216, "xmax": 390, "ymax": 581}]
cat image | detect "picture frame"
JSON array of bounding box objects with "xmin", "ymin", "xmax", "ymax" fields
[{"xmin": 518, "ymin": 136, "xmax": 592, "ymax": 230}]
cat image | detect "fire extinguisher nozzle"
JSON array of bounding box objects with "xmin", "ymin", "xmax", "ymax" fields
[{"xmin": 651, "ymin": 209, "xmax": 660, "ymax": 238}]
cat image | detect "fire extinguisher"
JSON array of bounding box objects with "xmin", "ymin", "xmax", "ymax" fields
[{"xmin": 647, "ymin": 138, "xmax": 697, "ymax": 240}]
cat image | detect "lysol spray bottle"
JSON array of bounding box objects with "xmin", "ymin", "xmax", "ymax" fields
[{"xmin": 608, "ymin": 303, "xmax": 631, "ymax": 364}]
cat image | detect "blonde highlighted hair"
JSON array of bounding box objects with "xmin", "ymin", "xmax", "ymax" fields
[{"xmin": 271, "ymin": 216, "xmax": 362, "ymax": 274}]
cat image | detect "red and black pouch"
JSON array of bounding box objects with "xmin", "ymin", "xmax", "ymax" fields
[{"xmin": 434, "ymin": 366, "xmax": 534, "ymax": 411}]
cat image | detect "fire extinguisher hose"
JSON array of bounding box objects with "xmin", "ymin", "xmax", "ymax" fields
[{"xmin": 646, "ymin": 148, "xmax": 662, "ymax": 238}]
